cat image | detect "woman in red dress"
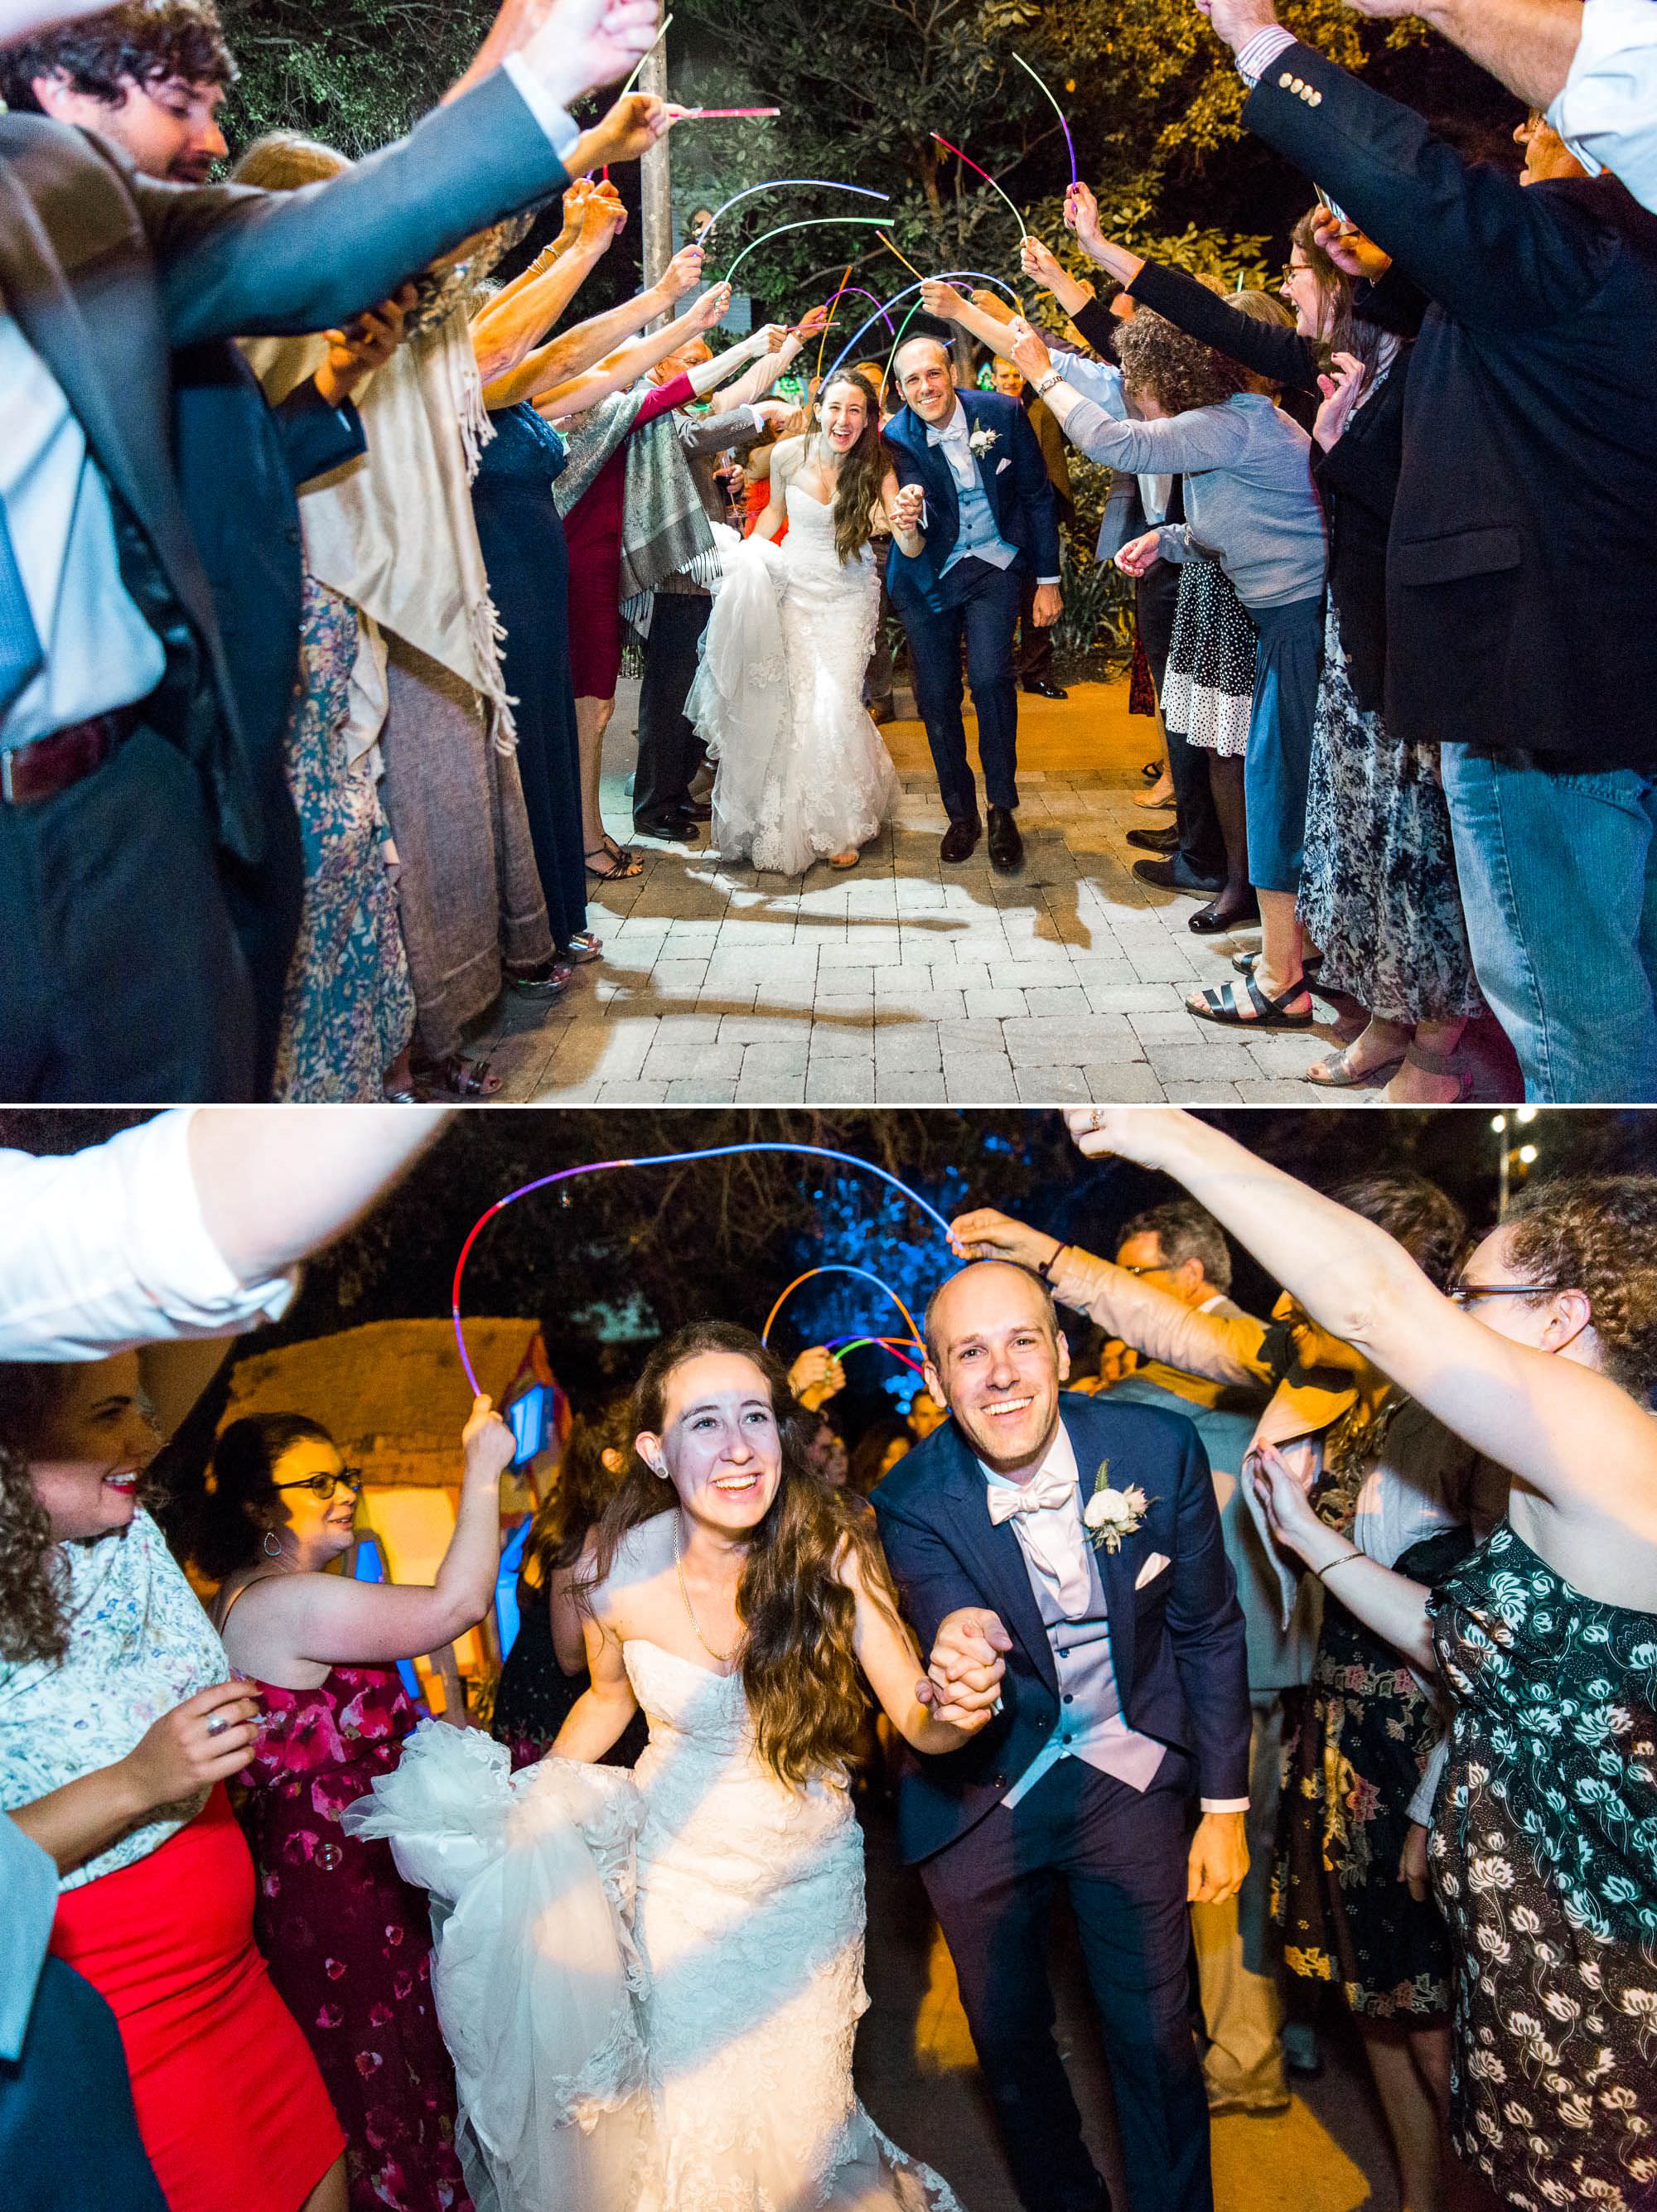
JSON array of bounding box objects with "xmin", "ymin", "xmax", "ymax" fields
[
  {"xmin": 197, "ymin": 1398, "xmax": 516, "ymax": 2212},
  {"xmin": 0, "ymin": 1355, "xmax": 347, "ymax": 2212}
]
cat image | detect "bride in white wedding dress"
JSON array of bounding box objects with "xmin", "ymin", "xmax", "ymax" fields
[
  {"xmin": 345, "ymin": 1321, "xmax": 994, "ymax": 2212},
  {"xmin": 688, "ymin": 369, "xmax": 901, "ymax": 874}
]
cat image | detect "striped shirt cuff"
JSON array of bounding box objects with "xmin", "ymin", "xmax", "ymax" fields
[{"xmin": 1236, "ymin": 24, "xmax": 1297, "ymax": 85}]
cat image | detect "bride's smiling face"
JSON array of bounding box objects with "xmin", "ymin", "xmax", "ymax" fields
[
  {"xmin": 819, "ymin": 379, "xmax": 868, "ymax": 456},
  {"xmin": 641, "ymin": 1351, "xmax": 784, "ymax": 1535}
]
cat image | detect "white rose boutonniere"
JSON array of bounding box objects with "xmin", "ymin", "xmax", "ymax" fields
[
  {"xmin": 1081, "ymin": 1461, "xmax": 1152, "ymax": 1555},
  {"xmin": 968, "ymin": 424, "xmax": 999, "ymax": 459}
]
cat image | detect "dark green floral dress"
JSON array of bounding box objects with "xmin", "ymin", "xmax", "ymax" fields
[{"xmin": 1427, "ymin": 1521, "xmax": 1657, "ymax": 2211}]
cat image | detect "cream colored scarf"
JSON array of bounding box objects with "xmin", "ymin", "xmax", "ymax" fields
[{"xmin": 240, "ymin": 306, "xmax": 516, "ymax": 750}]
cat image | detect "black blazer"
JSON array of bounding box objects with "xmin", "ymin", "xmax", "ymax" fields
[
  {"xmin": 882, "ymin": 389, "xmax": 1062, "ymax": 619},
  {"xmin": 0, "ymin": 69, "xmax": 570, "ymax": 862},
  {"xmin": 1243, "ymin": 40, "xmax": 1657, "ymax": 766},
  {"xmin": 872, "ymin": 1393, "xmax": 1251, "ymax": 1865}
]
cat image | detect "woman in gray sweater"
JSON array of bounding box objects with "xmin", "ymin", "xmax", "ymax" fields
[{"xmin": 1010, "ymin": 310, "xmax": 1328, "ymax": 1032}]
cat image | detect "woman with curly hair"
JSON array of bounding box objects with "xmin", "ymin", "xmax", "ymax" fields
[
  {"xmin": 1068, "ymin": 1108, "xmax": 1657, "ymax": 2212},
  {"xmin": 1007, "ymin": 297, "xmax": 1327, "ymax": 1032},
  {"xmin": 688, "ymin": 368, "xmax": 901, "ymax": 874},
  {"xmin": 0, "ymin": 1355, "xmax": 347, "ymax": 2212},
  {"xmin": 351, "ymin": 1321, "xmax": 988, "ymax": 2212},
  {"xmin": 488, "ymin": 1394, "xmax": 645, "ymax": 1768}
]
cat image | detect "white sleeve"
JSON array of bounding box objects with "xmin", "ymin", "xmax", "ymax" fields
[
  {"xmin": 1548, "ymin": 0, "xmax": 1657, "ymax": 212},
  {"xmin": 0, "ymin": 1110, "xmax": 297, "ymax": 1359},
  {"xmin": 1407, "ymin": 1732, "xmax": 1451, "ymax": 1829}
]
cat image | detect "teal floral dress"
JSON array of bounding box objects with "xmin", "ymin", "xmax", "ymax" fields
[
  {"xmin": 1427, "ymin": 1521, "xmax": 1657, "ymax": 2210},
  {"xmin": 274, "ymin": 578, "xmax": 417, "ymax": 1102}
]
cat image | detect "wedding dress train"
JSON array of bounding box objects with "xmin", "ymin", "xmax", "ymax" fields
[
  {"xmin": 688, "ymin": 486, "xmax": 899, "ymax": 876},
  {"xmin": 345, "ymin": 1640, "xmax": 963, "ymax": 2212}
]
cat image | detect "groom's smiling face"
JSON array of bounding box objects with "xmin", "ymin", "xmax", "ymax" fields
[
  {"xmin": 923, "ymin": 1263, "xmax": 1070, "ymax": 1479},
  {"xmin": 896, "ymin": 338, "xmax": 958, "ymax": 426}
]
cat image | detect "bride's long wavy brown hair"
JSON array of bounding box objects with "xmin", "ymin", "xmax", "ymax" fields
[
  {"xmin": 582, "ymin": 1321, "xmax": 905, "ymax": 1788},
  {"xmin": 816, "ymin": 369, "xmax": 888, "ymax": 567}
]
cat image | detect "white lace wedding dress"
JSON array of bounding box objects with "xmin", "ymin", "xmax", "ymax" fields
[
  {"xmin": 688, "ymin": 486, "xmax": 899, "ymax": 875},
  {"xmin": 345, "ymin": 1641, "xmax": 962, "ymax": 2212}
]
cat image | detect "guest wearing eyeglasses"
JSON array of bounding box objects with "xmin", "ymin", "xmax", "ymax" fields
[{"xmin": 195, "ymin": 1401, "xmax": 517, "ymax": 2212}]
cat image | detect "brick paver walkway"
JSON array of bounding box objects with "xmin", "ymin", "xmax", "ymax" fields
[{"xmin": 480, "ymin": 676, "xmax": 1513, "ymax": 1106}]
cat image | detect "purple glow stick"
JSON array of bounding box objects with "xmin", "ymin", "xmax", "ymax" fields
[
  {"xmin": 451, "ymin": 1144, "xmax": 952, "ymax": 1393},
  {"xmin": 1012, "ymin": 51, "xmax": 1079, "ymax": 189}
]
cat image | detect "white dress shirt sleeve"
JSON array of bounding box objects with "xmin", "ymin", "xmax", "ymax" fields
[
  {"xmin": 1548, "ymin": 0, "xmax": 1657, "ymax": 213},
  {"xmin": 0, "ymin": 1109, "xmax": 297, "ymax": 1360}
]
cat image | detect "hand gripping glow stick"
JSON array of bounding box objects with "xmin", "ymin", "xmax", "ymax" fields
[
  {"xmin": 616, "ymin": 10, "xmax": 673, "ymax": 100},
  {"xmin": 452, "ymin": 1144, "xmax": 952, "ymax": 1394},
  {"xmin": 699, "ymin": 177, "xmax": 890, "ymax": 239},
  {"xmin": 1011, "ymin": 51, "xmax": 1079, "ymax": 188},
  {"xmin": 723, "ymin": 216, "xmax": 894, "ymax": 288},
  {"xmin": 762, "ymin": 1264, "xmax": 925, "ymax": 1351},
  {"xmin": 930, "ymin": 133, "xmax": 1029, "ymax": 242}
]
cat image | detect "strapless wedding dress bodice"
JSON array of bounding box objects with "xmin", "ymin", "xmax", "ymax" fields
[{"xmin": 688, "ymin": 488, "xmax": 898, "ymax": 876}]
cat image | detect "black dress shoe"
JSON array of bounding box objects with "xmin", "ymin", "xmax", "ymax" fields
[
  {"xmin": 1133, "ymin": 854, "xmax": 1223, "ymax": 898},
  {"xmin": 1126, "ymin": 823, "xmax": 1180, "ymax": 855},
  {"xmin": 1022, "ymin": 677, "xmax": 1068, "ymax": 700},
  {"xmin": 987, "ymin": 805, "xmax": 1023, "ymax": 872},
  {"xmin": 635, "ymin": 813, "xmax": 700, "ymax": 844},
  {"xmin": 1189, "ymin": 896, "xmax": 1261, "ymax": 935},
  {"xmin": 940, "ymin": 815, "xmax": 981, "ymax": 863}
]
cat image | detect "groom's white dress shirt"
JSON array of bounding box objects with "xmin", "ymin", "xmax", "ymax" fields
[{"xmin": 981, "ymin": 1420, "xmax": 1248, "ymax": 1814}]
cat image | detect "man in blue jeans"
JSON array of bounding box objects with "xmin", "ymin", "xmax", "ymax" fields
[{"xmin": 1197, "ymin": 0, "xmax": 1657, "ymax": 1101}]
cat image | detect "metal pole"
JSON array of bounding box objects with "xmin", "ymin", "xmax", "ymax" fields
[{"xmin": 640, "ymin": 43, "xmax": 672, "ymax": 324}]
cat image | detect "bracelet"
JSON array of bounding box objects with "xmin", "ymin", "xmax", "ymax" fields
[
  {"xmin": 1037, "ymin": 1243, "xmax": 1067, "ymax": 1284},
  {"xmin": 1314, "ymin": 1551, "xmax": 1365, "ymax": 1583}
]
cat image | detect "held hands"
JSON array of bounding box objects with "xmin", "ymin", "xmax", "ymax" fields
[
  {"xmin": 462, "ymin": 1392, "xmax": 518, "ymax": 1484},
  {"xmin": 690, "ymin": 281, "xmax": 735, "ymax": 331},
  {"xmin": 916, "ymin": 1606, "xmax": 1011, "ymax": 1732},
  {"xmin": 659, "ymin": 243, "xmax": 705, "ymax": 300},
  {"xmin": 787, "ymin": 1345, "xmax": 848, "ymax": 1412},
  {"xmin": 888, "ymin": 481, "xmax": 925, "ymax": 538},
  {"xmin": 1187, "ymin": 1809, "xmax": 1249, "ymax": 1905},
  {"xmin": 1312, "ymin": 349, "xmax": 1366, "ymax": 453},
  {"xmin": 1007, "ymin": 317, "xmax": 1053, "ymax": 384},
  {"xmin": 920, "ymin": 279, "xmax": 971, "ymax": 321},
  {"xmin": 121, "ymin": 1680, "xmax": 263, "ymax": 1809},
  {"xmin": 751, "ymin": 397, "xmax": 798, "ymax": 429},
  {"xmin": 1113, "ymin": 529, "xmax": 1164, "ymax": 579},
  {"xmin": 316, "ymin": 283, "xmax": 416, "ymax": 408}
]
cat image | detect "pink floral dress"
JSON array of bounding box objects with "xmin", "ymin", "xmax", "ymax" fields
[{"xmin": 234, "ymin": 1665, "xmax": 471, "ymax": 2212}]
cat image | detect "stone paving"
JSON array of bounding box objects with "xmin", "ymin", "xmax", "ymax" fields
[{"xmin": 481, "ymin": 677, "xmax": 1515, "ymax": 1108}]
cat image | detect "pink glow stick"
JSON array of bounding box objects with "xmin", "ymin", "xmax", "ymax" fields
[{"xmin": 675, "ymin": 105, "xmax": 781, "ymax": 118}]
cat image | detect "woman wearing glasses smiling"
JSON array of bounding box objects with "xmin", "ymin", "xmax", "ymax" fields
[
  {"xmin": 1065, "ymin": 1107, "xmax": 1657, "ymax": 2212},
  {"xmin": 195, "ymin": 1399, "xmax": 516, "ymax": 2212}
]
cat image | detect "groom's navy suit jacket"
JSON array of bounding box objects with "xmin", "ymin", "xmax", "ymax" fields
[
  {"xmin": 882, "ymin": 389, "xmax": 1062, "ymax": 621},
  {"xmin": 872, "ymin": 1392, "xmax": 1251, "ymax": 1867}
]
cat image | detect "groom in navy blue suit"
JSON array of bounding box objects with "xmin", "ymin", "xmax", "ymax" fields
[
  {"xmin": 883, "ymin": 336, "xmax": 1063, "ymax": 871},
  {"xmin": 874, "ymin": 1260, "xmax": 1251, "ymax": 2212}
]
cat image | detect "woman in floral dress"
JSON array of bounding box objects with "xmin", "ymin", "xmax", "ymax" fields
[
  {"xmin": 1071, "ymin": 1108, "xmax": 1657, "ymax": 2212},
  {"xmin": 193, "ymin": 1402, "xmax": 518, "ymax": 2212}
]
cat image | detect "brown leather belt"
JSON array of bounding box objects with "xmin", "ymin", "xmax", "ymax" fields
[{"xmin": 0, "ymin": 706, "xmax": 138, "ymax": 806}]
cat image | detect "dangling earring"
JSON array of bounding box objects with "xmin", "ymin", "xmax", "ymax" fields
[{"xmin": 262, "ymin": 1529, "xmax": 283, "ymax": 1558}]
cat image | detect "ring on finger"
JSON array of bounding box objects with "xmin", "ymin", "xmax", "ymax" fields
[{"xmin": 205, "ymin": 1712, "xmax": 231, "ymax": 1737}]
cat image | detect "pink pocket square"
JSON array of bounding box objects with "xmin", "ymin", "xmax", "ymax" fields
[{"xmin": 1133, "ymin": 1551, "xmax": 1171, "ymax": 1591}]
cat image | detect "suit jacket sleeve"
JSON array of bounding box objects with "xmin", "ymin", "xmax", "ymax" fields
[
  {"xmin": 1165, "ymin": 1420, "xmax": 1252, "ymax": 1803},
  {"xmin": 272, "ymin": 378, "xmax": 367, "ymax": 491},
  {"xmin": 135, "ymin": 70, "xmax": 569, "ymax": 347},
  {"xmin": 872, "ymin": 1495, "xmax": 985, "ymax": 1660},
  {"xmin": 1128, "ymin": 258, "xmax": 1321, "ymax": 397},
  {"xmin": 1243, "ymin": 41, "xmax": 1625, "ymax": 331},
  {"xmin": 1050, "ymin": 1244, "xmax": 1274, "ymax": 1387},
  {"xmin": 1007, "ymin": 398, "xmax": 1063, "ymax": 578}
]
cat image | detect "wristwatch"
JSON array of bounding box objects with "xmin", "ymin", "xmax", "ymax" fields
[{"xmin": 1034, "ymin": 368, "xmax": 1063, "ymax": 398}]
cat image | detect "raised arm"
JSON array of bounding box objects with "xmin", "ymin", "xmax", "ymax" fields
[
  {"xmin": 1007, "ymin": 321, "xmax": 1249, "ymax": 473},
  {"xmin": 472, "ymin": 186, "xmax": 629, "ymax": 392},
  {"xmin": 218, "ymin": 1398, "xmax": 516, "ymax": 1671},
  {"xmin": 919, "ymin": 280, "xmax": 1021, "ymax": 360},
  {"xmin": 486, "ymin": 241, "xmax": 705, "ymax": 407},
  {"xmin": 534, "ymin": 281, "xmax": 732, "ymax": 417},
  {"xmin": 1342, "ymin": 0, "xmax": 1584, "ymax": 109},
  {"xmin": 707, "ymin": 308, "xmax": 828, "ymax": 413},
  {"xmin": 1066, "ymin": 1107, "xmax": 1657, "ymax": 1521},
  {"xmin": 1128, "ymin": 259, "xmax": 1321, "ymax": 396}
]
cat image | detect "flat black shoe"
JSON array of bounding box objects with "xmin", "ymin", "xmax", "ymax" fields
[
  {"xmin": 1189, "ymin": 896, "xmax": 1260, "ymax": 934},
  {"xmin": 940, "ymin": 815, "xmax": 981, "ymax": 863},
  {"xmin": 1126, "ymin": 824, "xmax": 1179, "ymax": 854},
  {"xmin": 1022, "ymin": 678, "xmax": 1068, "ymax": 699},
  {"xmin": 987, "ymin": 805, "xmax": 1023, "ymax": 872},
  {"xmin": 635, "ymin": 814, "xmax": 700, "ymax": 844},
  {"xmin": 1133, "ymin": 855, "xmax": 1223, "ymax": 898}
]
